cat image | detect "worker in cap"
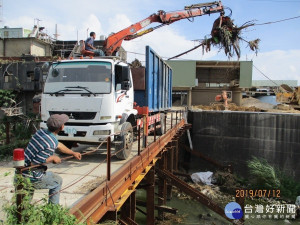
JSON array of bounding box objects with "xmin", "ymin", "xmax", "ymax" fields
[{"xmin": 22, "ymin": 114, "xmax": 81, "ymax": 204}]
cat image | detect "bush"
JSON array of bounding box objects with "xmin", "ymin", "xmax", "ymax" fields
[
  {"xmin": 0, "ymin": 140, "xmax": 29, "ymax": 159},
  {"xmin": 0, "ymin": 90, "xmax": 16, "ymax": 107},
  {"xmin": 11, "ymin": 122, "xmax": 33, "ymax": 140},
  {"xmin": 277, "ymin": 170, "xmax": 300, "ymax": 200},
  {"xmin": 0, "ymin": 113, "xmax": 40, "ymax": 158},
  {"xmin": 4, "ymin": 175, "xmax": 85, "ymax": 225},
  {"xmin": 247, "ymin": 157, "xmax": 300, "ymax": 200},
  {"xmin": 247, "ymin": 157, "xmax": 280, "ymax": 189}
]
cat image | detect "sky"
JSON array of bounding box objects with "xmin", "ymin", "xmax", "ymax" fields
[{"xmin": 2, "ymin": 0, "xmax": 300, "ymax": 84}]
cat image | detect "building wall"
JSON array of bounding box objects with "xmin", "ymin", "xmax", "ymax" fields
[
  {"xmin": 0, "ymin": 61, "xmax": 47, "ymax": 114},
  {"xmin": 31, "ymin": 40, "xmax": 47, "ymax": 56},
  {"xmin": 239, "ymin": 61, "xmax": 252, "ymax": 88},
  {"xmin": 0, "ymin": 39, "xmax": 30, "ymax": 56},
  {"xmin": 168, "ymin": 60, "xmax": 252, "ymax": 107},
  {"xmin": 191, "ymin": 88, "xmax": 242, "ymax": 106},
  {"xmin": 0, "ymin": 38, "xmax": 52, "ymax": 57},
  {"xmin": 166, "ymin": 60, "xmax": 196, "ymax": 88}
]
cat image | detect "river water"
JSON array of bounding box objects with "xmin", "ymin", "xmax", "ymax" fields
[
  {"xmin": 256, "ymin": 96, "xmax": 278, "ymax": 106},
  {"xmin": 134, "ymin": 189, "xmax": 299, "ymax": 225}
]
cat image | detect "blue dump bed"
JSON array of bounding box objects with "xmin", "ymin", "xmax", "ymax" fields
[{"xmin": 132, "ymin": 46, "xmax": 172, "ymax": 112}]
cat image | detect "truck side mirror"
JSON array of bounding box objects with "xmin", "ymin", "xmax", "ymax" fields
[
  {"xmin": 41, "ymin": 62, "xmax": 50, "ymax": 71},
  {"xmin": 52, "ymin": 68, "xmax": 60, "ymax": 77},
  {"xmin": 121, "ymin": 80, "xmax": 130, "ymax": 91}
]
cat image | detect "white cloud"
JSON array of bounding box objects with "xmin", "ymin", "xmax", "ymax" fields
[
  {"xmin": 3, "ymin": 2, "xmax": 300, "ymax": 86},
  {"xmin": 108, "ymin": 14, "xmax": 132, "ymax": 34},
  {"xmin": 4, "ymin": 13, "xmax": 104, "ymax": 41},
  {"xmin": 78, "ymin": 14, "xmax": 103, "ymax": 40},
  {"xmin": 40, "ymin": 14, "xmax": 103, "ymax": 41},
  {"xmin": 4, "ymin": 16, "xmax": 34, "ymax": 29},
  {"xmin": 290, "ymin": 65, "xmax": 296, "ymax": 73},
  {"xmin": 122, "ymin": 25, "xmax": 218, "ymax": 63},
  {"xmin": 248, "ymin": 50, "xmax": 300, "ymax": 84},
  {"xmin": 6, "ymin": 12, "xmax": 218, "ymax": 64}
]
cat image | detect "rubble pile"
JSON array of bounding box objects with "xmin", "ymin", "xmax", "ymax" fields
[{"xmin": 193, "ymin": 103, "xmax": 262, "ymax": 112}]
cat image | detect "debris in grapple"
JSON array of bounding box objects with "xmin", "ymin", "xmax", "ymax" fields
[
  {"xmin": 248, "ymin": 39, "xmax": 260, "ymax": 55},
  {"xmin": 202, "ymin": 16, "xmax": 259, "ymax": 58}
]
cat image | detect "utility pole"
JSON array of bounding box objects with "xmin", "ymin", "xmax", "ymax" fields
[
  {"xmin": 0, "ymin": 0, "xmax": 3, "ymax": 24},
  {"xmin": 53, "ymin": 24, "xmax": 60, "ymax": 40}
]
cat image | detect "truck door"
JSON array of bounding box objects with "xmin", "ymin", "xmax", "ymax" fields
[{"xmin": 115, "ymin": 65, "xmax": 133, "ymax": 112}]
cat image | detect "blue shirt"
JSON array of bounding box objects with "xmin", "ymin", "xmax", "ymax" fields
[
  {"xmin": 85, "ymin": 37, "xmax": 94, "ymax": 51},
  {"xmin": 22, "ymin": 129, "xmax": 58, "ymax": 181}
]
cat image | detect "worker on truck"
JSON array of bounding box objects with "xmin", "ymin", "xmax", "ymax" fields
[
  {"xmin": 22, "ymin": 114, "xmax": 82, "ymax": 204},
  {"xmin": 85, "ymin": 31, "xmax": 105, "ymax": 56}
]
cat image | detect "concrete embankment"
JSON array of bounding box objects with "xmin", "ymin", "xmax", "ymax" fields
[{"xmin": 187, "ymin": 110, "xmax": 300, "ymax": 181}]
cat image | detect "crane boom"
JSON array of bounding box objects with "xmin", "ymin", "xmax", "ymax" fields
[{"xmin": 104, "ymin": 1, "xmax": 224, "ymax": 56}]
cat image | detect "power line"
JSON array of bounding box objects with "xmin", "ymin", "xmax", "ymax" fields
[
  {"xmin": 127, "ymin": 14, "xmax": 300, "ymax": 60},
  {"xmin": 126, "ymin": 50, "xmax": 206, "ymax": 61},
  {"xmin": 249, "ymin": 0, "xmax": 300, "ymax": 2},
  {"xmin": 126, "ymin": 51, "xmax": 145, "ymax": 56},
  {"xmin": 253, "ymin": 64, "xmax": 278, "ymax": 86},
  {"xmin": 255, "ymin": 15, "xmax": 300, "ymax": 26}
]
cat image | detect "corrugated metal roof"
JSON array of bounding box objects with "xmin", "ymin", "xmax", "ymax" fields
[{"xmin": 252, "ymin": 80, "xmax": 298, "ymax": 87}]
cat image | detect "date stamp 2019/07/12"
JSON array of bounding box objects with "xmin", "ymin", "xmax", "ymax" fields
[{"xmin": 235, "ymin": 189, "xmax": 280, "ymax": 198}]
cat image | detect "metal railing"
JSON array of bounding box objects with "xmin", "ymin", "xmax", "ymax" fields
[{"xmin": 14, "ymin": 109, "xmax": 186, "ymax": 223}]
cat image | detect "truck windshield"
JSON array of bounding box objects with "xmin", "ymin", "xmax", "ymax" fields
[{"xmin": 44, "ymin": 61, "xmax": 112, "ymax": 94}]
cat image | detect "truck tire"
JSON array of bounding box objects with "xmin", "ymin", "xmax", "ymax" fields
[
  {"xmin": 156, "ymin": 113, "xmax": 166, "ymax": 135},
  {"xmin": 115, "ymin": 122, "xmax": 133, "ymax": 160}
]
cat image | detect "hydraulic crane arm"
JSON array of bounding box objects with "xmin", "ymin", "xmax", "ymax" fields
[{"xmin": 104, "ymin": 1, "xmax": 224, "ymax": 56}]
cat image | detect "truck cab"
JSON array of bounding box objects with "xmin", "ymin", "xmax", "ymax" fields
[{"xmin": 40, "ymin": 57, "xmax": 137, "ymax": 159}]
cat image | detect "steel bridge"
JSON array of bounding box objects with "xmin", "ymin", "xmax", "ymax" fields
[
  {"xmin": 14, "ymin": 110, "xmax": 244, "ymax": 225},
  {"xmin": 67, "ymin": 111, "xmax": 243, "ymax": 225}
]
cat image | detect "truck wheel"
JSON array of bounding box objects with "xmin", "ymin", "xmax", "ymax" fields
[
  {"xmin": 115, "ymin": 122, "xmax": 133, "ymax": 160},
  {"xmin": 156, "ymin": 113, "xmax": 166, "ymax": 135}
]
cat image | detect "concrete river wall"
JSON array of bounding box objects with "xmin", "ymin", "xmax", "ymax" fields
[{"xmin": 187, "ymin": 110, "xmax": 300, "ymax": 181}]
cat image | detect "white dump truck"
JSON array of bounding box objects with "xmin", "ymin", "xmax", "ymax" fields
[{"xmin": 40, "ymin": 46, "xmax": 172, "ymax": 159}]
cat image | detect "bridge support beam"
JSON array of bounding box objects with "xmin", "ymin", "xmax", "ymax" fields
[
  {"xmin": 167, "ymin": 143, "xmax": 174, "ymax": 200},
  {"xmin": 157, "ymin": 151, "xmax": 167, "ymax": 220},
  {"xmin": 146, "ymin": 167, "xmax": 155, "ymax": 225},
  {"xmin": 120, "ymin": 191, "xmax": 137, "ymax": 225}
]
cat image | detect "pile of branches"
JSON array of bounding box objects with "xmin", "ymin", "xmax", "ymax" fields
[
  {"xmin": 204, "ymin": 16, "xmax": 260, "ymax": 58},
  {"xmin": 168, "ymin": 16, "xmax": 260, "ymax": 60}
]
